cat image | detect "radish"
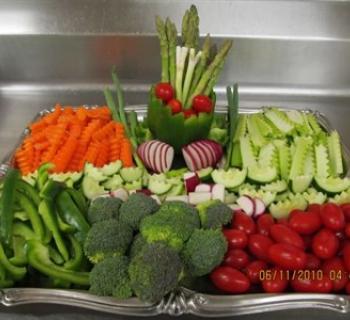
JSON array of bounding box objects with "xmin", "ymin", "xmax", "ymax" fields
[
  {"xmin": 184, "ymin": 172, "xmax": 200, "ymax": 193},
  {"xmin": 195, "ymin": 183, "xmax": 212, "ymax": 193},
  {"xmin": 182, "ymin": 147, "xmax": 197, "ymax": 172},
  {"xmin": 212, "ymin": 184, "xmax": 225, "ymax": 202},
  {"xmin": 193, "ymin": 141, "xmax": 213, "ymax": 166},
  {"xmin": 254, "ymin": 198, "xmax": 266, "ymax": 217},
  {"xmin": 137, "ymin": 140, "xmax": 174, "ymax": 173},
  {"xmin": 109, "ymin": 188, "xmax": 129, "ymax": 202},
  {"xmin": 204, "ymin": 140, "xmax": 223, "ymax": 162},
  {"xmin": 165, "ymin": 195, "xmax": 189, "ymax": 203},
  {"xmin": 188, "ymin": 192, "xmax": 212, "ymax": 205},
  {"xmin": 236, "ymin": 195, "xmax": 255, "ymax": 216}
]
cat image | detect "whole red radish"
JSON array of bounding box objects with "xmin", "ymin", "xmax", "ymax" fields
[
  {"xmin": 192, "ymin": 95, "xmax": 213, "ymax": 113},
  {"xmin": 155, "ymin": 82, "xmax": 174, "ymax": 102}
]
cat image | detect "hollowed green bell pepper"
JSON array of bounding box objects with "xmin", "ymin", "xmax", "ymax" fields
[{"xmin": 147, "ymin": 88, "xmax": 215, "ymax": 153}]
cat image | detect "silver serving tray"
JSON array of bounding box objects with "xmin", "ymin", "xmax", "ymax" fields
[{"xmin": 1, "ymin": 105, "xmax": 350, "ymax": 317}]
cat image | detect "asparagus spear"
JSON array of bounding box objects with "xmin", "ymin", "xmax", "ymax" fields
[
  {"xmin": 186, "ymin": 34, "xmax": 211, "ymax": 107},
  {"xmin": 156, "ymin": 16, "xmax": 169, "ymax": 83},
  {"xmin": 166, "ymin": 18, "xmax": 177, "ymax": 88},
  {"xmin": 181, "ymin": 9, "xmax": 190, "ymax": 47},
  {"xmin": 103, "ymin": 87, "xmax": 120, "ymax": 122},
  {"xmin": 203, "ymin": 58, "xmax": 225, "ymax": 96},
  {"xmin": 175, "ymin": 46, "xmax": 189, "ymax": 102},
  {"xmin": 187, "ymin": 39, "xmax": 232, "ymax": 103},
  {"xmin": 182, "ymin": 5, "xmax": 199, "ymax": 49}
]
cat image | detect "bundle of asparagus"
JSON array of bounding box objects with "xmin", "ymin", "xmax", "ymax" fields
[{"xmin": 155, "ymin": 5, "xmax": 233, "ymax": 109}]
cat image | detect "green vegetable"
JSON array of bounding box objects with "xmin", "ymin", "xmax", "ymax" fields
[
  {"xmin": 10, "ymin": 236, "xmax": 28, "ymax": 266},
  {"xmin": 0, "ymin": 241, "xmax": 26, "ymax": 280},
  {"xmin": 56, "ymin": 191, "xmax": 90, "ymax": 243},
  {"xmin": 66, "ymin": 188, "xmax": 88, "ymax": 215},
  {"xmin": 13, "ymin": 222, "xmax": 39, "ymax": 240},
  {"xmin": 182, "ymin": 229, "xmax": 227, "ymax": 277},
  {"xmin": 87, "ymin": 197, "xmax": 122, "ymax": 225},
  {"xmin": 140, "ymin": 201, "xmax": 200, "ymax": 251},
  {"xmin": 16, "ymin": 179, "xmax": 40, "ymax": 206},
  {"xmin": 90, "ymin": 256, "xmax": 132, "ymax": 299},
  {"xmin": 103, "ymin": 87, "xmax": 120, "ymax": 122},
  {"xmin": 0, "ymin": 264, "xmax": 14, "ymax": 288},
  {"xmin": 128, "ymin": 234, "xmax": 147, "ymax": 259},
  {"xmin": 27, "ymin": 239, "xmax": 89, "ymax": 286},
  {"xmin": 84, "ymin": 219, "xmax": 133, "ymax": 264},
  {"xmin": 38, "ymin": 199, "xmax": 69, "ymax": 261},
  {"xmin": 128, "ymin": 242, "xmax": 183, "ymax": 303},
  {"xmin": 166, "ymin": 18, "xmax": 177, "ymax": 88},
  {"xmin": 64, "ymin": 235, "xmax": 84, "ymax": 271},
  {"xmin": 119, "ymin": 193, "xmax": 159, "ymax": 230},
  {"xmin": 37, "ymin": 163, "xmax": 54, "ymax": 190},
  {"xmin": 0, "ymin": 168, "xmax": 20, "ymax": 245},
  {"xmin": 155, "ymin": 16, "xmax": 169, "ymax": 83},
  {"xmin": 40, "ymin": 179, "xmax": 64, "ymax": 200},
  {"xmin": 197, "ymin": 200, "xmax": 233, "ymax": 229}
]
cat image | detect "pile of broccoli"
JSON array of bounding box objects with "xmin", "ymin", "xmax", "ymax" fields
[{"xmin": 83, "ymin": 194, "xmax": 230, "ymax": 303}]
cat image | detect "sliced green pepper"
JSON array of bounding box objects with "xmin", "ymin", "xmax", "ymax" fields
[
  {"xmin": 0, "ymin": 264, "xmax": 14, "ymax": 288},
  {"xmin": 9, "ymin": 236, "xmax": 28, "ymax": 266},
  {"xmin": 38, "ymin": 199, "xmax": 69, "ymax": 261},
  {"xmin": 27, "ymin": 239, "xmax": 89, "ymax": 286},
  {"xmin": 13, "ymin": 222, "xmax": 39, "ymax": 240},
  {"xmin": 37, "ymin": 163, "xmax": 54, "ymax": 190},
  {"xmin": 16, "ymin": 179, "xmax": 40, "ymax": 206},
  {"xmin": 14, "ymin": 210, "xmax": 29, "ymax": 222},
  {"xmin": 49, "ymin": 246, "xmax": 64, "ymax": 265},
  {"xmin": 66, "ymin": 188, "xmax": 88, "ymax": 215},
  {"xmin": 0, "ymin": 168, "xmax": 20, "ymax": 245},
  {"xmin": 0, "ymin": 242, "xmax": 26, "ymax": 280},
  {"xmin": 17, "ymin": 193, "xmax": 45, "ymax": 241},
  {"xmin": 40, "ymin": 180, "xmax": 64, "ymax": 200},
  {"xmin": 64, "ymin": 235, "xmax": 84, "ymax": 271},
  {"xmin": 56, "ymin": 191, "xmax": 90, "ymax": 243},
  {"xmin": 57, "ymin": 215, "xmax": 75, "ymax": 233},
  {"xmin": 147, "ymin": 88, "xmax": 215, "ymax": 153}
]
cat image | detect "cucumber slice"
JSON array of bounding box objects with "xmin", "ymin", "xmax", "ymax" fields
[
  {"xmin": 142, "ymin": 171, "xmax": 150, "ymax": 187},
  {"xmin": 165, "ymin": 168, "xmax": 188, "ymax": 179},
  {"xmin": 306, "ymin": 113, "xmax": 322, "ymax": 135},
  {"xmin": 291, "ymin": 175, "xmax": 313, "ymax": 193},
  {"xmin": 82, "ymin": 176, "xmax": 105, "ymax": 200},
  {"xmin": 289, "ymin": 137, "xmax": 312, "ymax": 180},
  {"xmin": 233, "ymin": 115, "xmax": 247, "ymax": 143},
  {"xmin": 275, "ymin": 191, "xmax": 292, "ymax": 202},
  {"xmin": 148, "ymin": 178, "xmax": 172, "ymax": 195},
  {"xmin": 329, "ymin": 190, "xmax": 350, "ymax": 205},
  {"xmin": 124, "ymin": 179, "xmax": 143, "ymax": 191},
  {"xmin": 196, "ymin": 167, "xmax": 213, "ymax": 181},
  {"xmin": 327, "ymin": 131, "xmax": 344, "ymax": 176},
  {"xmin": 100, "ymin": 160, "xmax": 122, "ymax": 176},
  {"xmin": 247, "ymin": 116, "xmax": 266, "ymax": 148},
  {"xmin": 165, "ymin": 183, "xmax": 184, "ymax": 196},
  {"xmin": 303, "ymin": 188, "xmax": 327, "ymax": 205},
  {"xmin": 248, "ymin": 165, "xmax": 277, "ymax": 184},
  {"xmin": 253, "ymin": 114, "xmax": 274, "ymax": 137},
  {"xmin": 120, "ymin": 167, "xmax": 143, "ymax": 182},
  {"xmin": 50, "ymin": 172, "xmax": 83, "ymax": 183},
  {"xmin": 84, "ymin": 163, "xmax": 108, "ymax": 182},
  {"xmin": 276, "ymin": 143, "xmax": 291, "ymax": 181},
  {"xmin": 269, "ymin": 195, "xmax": 307, "ymax": 219},
  {"xmin": 211, "ymin": 168, "xmax": 247, "ymax": 189},
  {"xmin": 314, "ymin": 176, "xmax": 350, "ymax": 194},
  {"xmin": 315, "ymin": 144, "xmax": 330, "ymax": 178},
  {"xmin": 286, "ymin": 110, "xmax": 304, "ymax": 125},
  {"xmin": 103, "ymin": 174, "xmax": 123, "ymax": 190},
  {"xmin": 22, "ymin": 174, "xmax": 36, "ymax": 187},
  {"xmin": 224, "ymin": 191, "xmax": 237, "ymax": 205},
  {"xmin": 304, "ymin": 149, "xmax": 315, "ymax": 176},
  {"xmin": 261, "ymin": 180, "xmax": 288, "ymax": 193},
  {"xmin": 264, "ymin": 108, "xmax": 294, "ymax": 134},
  {"xmin": 258, "ymin": 143, "xmax": 278, "ymax": 169},
  {"xmin": 240, "ymin": 136, "xmax": 257, "ymax": 168}
]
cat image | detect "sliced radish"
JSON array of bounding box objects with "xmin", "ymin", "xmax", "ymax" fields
[
  {"xmin": 164, "ymin": 145, "xmax": 174, "ymax": 172},
  {"xmin": 195, "ymin": 141, "xmax": 214, "ymax": 166},
  {"xmin": 154, "ymin": 141, "xmax": 164, "ymax": 173},
  {"xmin": 137, "ymin": 143, "xmax": 147, "ymax": 167},
  {"xmin": 148, "ymin": 141, "xmax": 159, "ymax": 172},
  {"xmin": 205, "ymin": 140, "xmax": 223, "ymax": 162},
  {"xmin": 109, "ymin": 188, "xmax": 129, "ymax": 202},
  {"xmin": 195, "ymin": 184, "xmax": 212, "ymax": 193},
  {"xmin": 165, "ymin": 195, "xmax": 189, "ymax": 203},
  {"xmin": 159, "ymin": 143, "xmax": 167, "ymax": 173},
  {"xmin": 184, "ymin": 172, "xmax": 200, "ymax": 193},
  {"xmin": 254, "ymin": 198, "xmax": 266, "ymax": 217},
  {"xmin": 188, "ymin": 192, "xmax": 212, "ymax": 205},
  {"xmin": 183, "ymin": 146, "xmax": 197, "ymax": 171},
  {"xmin": 187, "ymin": 144, "xmax": 204, "ymax": 171},
  {"xmin": 191, "ymin": 143, "xmax": 209, "ymax": 168},
  {"xmin": 212, "ymin": 184, "xmax": 225, "ymax": 202},
  {"xmin": 236, "ymin": 195, "xmax": 255, "ymax": 216}
]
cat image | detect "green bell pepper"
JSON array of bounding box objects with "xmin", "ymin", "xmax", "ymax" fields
[
  {"xmin": 27, "ymin": 239, "xmax": 89, "ymax": 286},
  {"xmin": 0, "ymin": 242, "xmax": 26, "ymax": 281},
  {"xmin": 147, "ymin": 88, "xmax": 215, "ymax": 153},
  {"xmin": 64, "ymin": 235, "xmax": 84, "ymax": 271},
  {"xmin": 9, "ymin": 236, "xmax": 28, "ymax": 266},
  {"xmin": 66, "ymin": 188, "xmax": 88, "ymax": 215},
  {"xmin": 16, "ymin": 179, "xmax": 40, "ymax": 206},
  {"xmin": 0, "ymin": 264, "xmax": 14, "ymax": 288}
]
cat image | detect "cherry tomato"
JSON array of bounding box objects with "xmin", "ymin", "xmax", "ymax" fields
[
  {"xmin": 303, "ymin": 235, "xmax": 313, "ymax": 250},
  {"xmin": 288, "ymin": 210, "xmax": 321, "ymax": 235},
  {"xmin": 210, "ymin": 266, "xmax": 251, "ymax": 293},
  {"xmin": 248, "ymin": 234, "xmax": 274, "ymax": 262},
  {"xmin": 308, "ymin": 203, "xmax": 322, "ymax": 215},
  {"xmin": 155, "ymin": 82, "xmax": 174, "ymax": 102},
  {"xmin": 342, "ymin": 242, "xmax": 350, "ymax": 272},
  {"xmin": 320, "ymin": 203, "xmax": 345, "ymax": 232},
  {"xmin": 346, "ymin": 281, "xmax": 350, "ymax": 294},
  {"xmin": 345, "ymin": 224, "xmax": 350, "ymax": 238},
  {"xmin": 192, "ymin": 95, "xmax": 213, "ymax": 113},
  {"xmin": 341, "ymin": 204, "xmax": 350, "ymax": 222},
  {"xmin": 224, "ymin": 249, "xmax": 250, "ymax": 269},
  {"xmin": 232, "ymin": 211, "xmax": 256, "ymax": 235},
  {"xmin": 312, "ymin": 229, "xmax": 339, "ymax": 260},
  {"xmin": 268, "ymin": 243, "xmax": 307, "ymax": 270},
  {"xmin": 183, "ymin": 108, "xmax": 196, "ymax": 118},
  {"xmin": 167, "ymin": 99, "xmax": 182, "ymax": 114},
  {"xmin": 244, "ymin": 260, "xmax": 267, "ymax": 284},
  {"xmin": 262, "ymin": 268, "xmax": 288, "ymax": 293},
  {"xmin": 277, "ymin": 218, "xmax": 289, "ymax": 226},
  {"xmin": 305, "ymin": 254, "xmax": 321, "ymax": 270},
  {"xmin": 257, "ymin": 214, "xmax": 275, "ymax": 236},
  {"xmin": 223, "ymin": 229, "xmax": 248, "ymax": 250},
  {"xmin": 322, "ymin": 257, "xmax": 347, "ymax": 291},
  {"xmin": 290, "ymin": 276, "xmax": 333, "ymax": 293},
  {"xmin": 270, "ymin": 224, "xmax": 304, "ymax": 249}
]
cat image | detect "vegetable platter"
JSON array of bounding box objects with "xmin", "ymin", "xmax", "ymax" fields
[{"xmin": 2, "ymin": 4, "xmax": 350, "ymax": 318}]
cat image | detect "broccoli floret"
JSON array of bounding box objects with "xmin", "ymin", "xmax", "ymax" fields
[
  {"xmin": 87, "ymin": 197, "xmax": 123, "ymax": 224},
  {"xmin": 128, "ymin": 242, "xmax": 183, "ymax": 303},
  {"xmin": 140, "ymin": 201, "xmax": 200, "ymax": 251},
  {"xmin": 182, "ymin": 229, "xmax": 227, "ymax": 277},
  {"xmin": 84, "ymin": 219, "xmax": 133, "ymax": 264},
  {"xmin": 197, "ymin": 200, "xmax": 233, "ymax": 229},
  {"xmin": 119, "ymin": 193, "xmax": 159, "ymax": 230},
  {"xmin": 89, "ymin": 256, "xmax": 132, "ymax": 299},
  {"xmin": 128, "ymin": 233, "xmax": 148, "ymax": 259}
]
